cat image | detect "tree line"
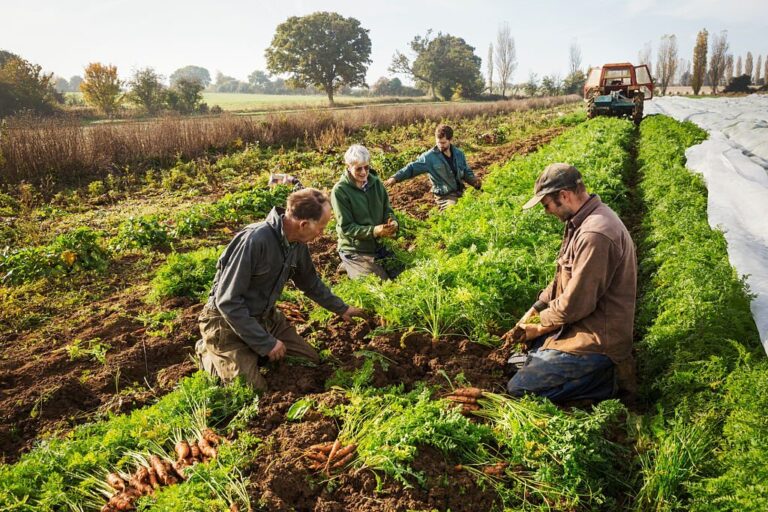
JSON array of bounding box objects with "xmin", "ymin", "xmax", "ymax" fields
[{"xmin": 638, "ymin": 30, "xmax": 766, "ymax": 96}]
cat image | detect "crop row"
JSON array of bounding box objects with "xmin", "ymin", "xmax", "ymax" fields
[{"xmin": 632, "ymin": 115, "xmax": 766, "ymax": 511}]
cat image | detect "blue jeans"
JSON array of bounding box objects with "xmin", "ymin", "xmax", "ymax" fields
[{"xmin": 506, "ymin": 336, "xmax": 616, "ymax": 402}]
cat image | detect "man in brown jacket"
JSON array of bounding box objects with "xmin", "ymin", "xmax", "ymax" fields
[{"xmin": 503, "ymin": 163, "xmax": 637, "ymax": 403}]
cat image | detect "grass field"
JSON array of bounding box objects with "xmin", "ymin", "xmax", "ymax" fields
[{"xmin": 201, "ymin": 92, "xmax": 431, "ymax": 111}]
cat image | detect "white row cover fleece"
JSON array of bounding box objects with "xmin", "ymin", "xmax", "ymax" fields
[{"xmin": 645, "ymin": 95, "xmax": 768, "ymax": 354}]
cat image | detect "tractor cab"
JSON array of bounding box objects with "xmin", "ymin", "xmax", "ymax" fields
[{"xmin": 584, "ymin": 63, "xmax": 655, "ymax": 125}]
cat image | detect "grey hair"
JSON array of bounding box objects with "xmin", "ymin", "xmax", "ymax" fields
[{"xmin": 344, "ymin": 144, "xmax": 371, "ymax": 166}]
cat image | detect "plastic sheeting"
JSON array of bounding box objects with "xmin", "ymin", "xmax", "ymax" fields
[{"xmin": 645, "ymin": 95, "xmax": 768, "ymax": 353}]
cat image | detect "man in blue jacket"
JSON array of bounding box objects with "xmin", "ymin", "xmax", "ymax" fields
[{"xmin": 384, "ymin": 124, "xmax": 481, "ymax": 210}]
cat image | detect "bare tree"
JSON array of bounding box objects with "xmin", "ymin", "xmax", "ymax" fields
[
  {"xmin": 486, "ymin": 43, "xmax": 494, "ymax": 94},
  {"xmin": 708, "ymin": 30, "xmax": 729, "ymax": 93},
  {"xmin": 756, "ymin": 55, "xmax": 762, "ymax": 85},
  {"xmin": 677, "ymin": 58, "xmax": 691, "ymax": 85},
  {"xmin": 724, "ymin": 54, "xmax": 734, "ymax": 85},
  {"xmin": 638, "ymin": 41, "xmax": 652, "ymax": 69},
  {"xmin": 691, "ymin": 29, "xmax": 708, "ymax": 95},
  {"xmin": 745, "ymin": 51, "xmax": 754, "ymax": 81},
  {"xmin": 569, "ymin": 40, "xmax": 582, "ymax": 75},
  {"xmin": 736, "ymin": 55, "xmax": 743, "ymax": 77},
  {"xmin": 656, "ymin": 34, "xmax": 678, "ymax": 95},
  {"xmin": 494, "ymin": 22, "xmax": 517, "ymax": 97}
]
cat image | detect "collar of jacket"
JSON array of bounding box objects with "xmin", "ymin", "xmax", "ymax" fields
[
  {"xmin": 266, "ymin": 207, "xmax": 291, "ymax": 251},
  {"xmin": 432, "ymin": 144, "xmax": 454, "ymax": 157},
  {"xmin": 567, "ymin": 194, "xmax": 602, "ymax": 230},
  {"xmin": 340, "ymin": 168, "xmax": 380, "ymax": 190}
]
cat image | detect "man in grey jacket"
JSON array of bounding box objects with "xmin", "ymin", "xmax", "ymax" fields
[
  {"xmin": 196, "ymin": 188, "xmax": 365, "ymax": 390},
  {"xmin": 384, "ymin": 124, "xmax": 481, "ymax": 210}
]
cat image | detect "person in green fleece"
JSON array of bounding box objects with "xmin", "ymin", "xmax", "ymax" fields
[
  {"xmin": 384, "ymin": 124, "xmax": 481, "ymax": 210},
  {"xmin": 331, "ymin": 144, "xmax": 400, "ymax": 280}
]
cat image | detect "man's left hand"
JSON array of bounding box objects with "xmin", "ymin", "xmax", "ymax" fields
[{"xmin": 341, "ymin": 306, "xmax": 367, "ymax": 322}]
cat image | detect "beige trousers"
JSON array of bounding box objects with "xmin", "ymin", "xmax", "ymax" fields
[{"xmin": 197, "ymin": 302, "xmax": 318, "ymax": 390}]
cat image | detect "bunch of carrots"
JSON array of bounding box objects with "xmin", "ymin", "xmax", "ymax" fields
[
  {"xmin": 445, "ymin": 387, "xmax": 486, "ymax": 414},
  {"xmin": 101, "ymin": 429, "xmax": 222, "ymax": 511},
  {"xmin": 303, "ymin": 439, "xmax": 357, "ymax": 476}
]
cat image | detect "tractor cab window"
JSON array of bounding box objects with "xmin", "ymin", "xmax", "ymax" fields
[
  {"xmin": 585, "ymin": 68, "xmax": 601, "ymax": 88},
  {"xmin": 635, "ymin": 66, "xmax": 652, "ymax": 85},
  {"xmin": 603, "ymin": 68, "xmax": 632, "ymax": 86}
]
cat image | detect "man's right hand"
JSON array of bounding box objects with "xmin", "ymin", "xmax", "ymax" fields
[
  {"xmin": 374, "ymin": 223, "xmax": 397, "ymax": 238},
  {"xmin": 384, "ymin": 177, "xmax": 397, "ymax": 187},
  {"xmin": 268, "ymin": 339, "xmax": 287, "ymax": 361}
]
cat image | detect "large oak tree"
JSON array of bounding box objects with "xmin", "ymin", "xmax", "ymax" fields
[{"xmin": 265, "ymin": 12, "xmax": 371, "ymax": 106}]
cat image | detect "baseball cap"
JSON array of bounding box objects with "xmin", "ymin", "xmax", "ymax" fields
[{"xmin": 522, "ymin": 163, "xmax": 583, "ymax": 210}]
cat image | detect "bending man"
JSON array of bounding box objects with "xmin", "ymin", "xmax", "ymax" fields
[
  {"xmin": 197, "ymin": 188, "xmax": 365, "ymax": 390},
  {"xmin": 503, "ymin": 163, "xmax": 637, "ymax": 403},
  {"xmin": 384, "ymin": 124, "xmax": 480, "ymax": 210}
]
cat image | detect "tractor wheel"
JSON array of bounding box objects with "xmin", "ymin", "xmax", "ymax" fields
[
  {"xmin": 632, "ymin": 93, "xmax": 644, "ymax": 126},
  {"xmin": 587, "ymin": 97, "xmax": 596, "ymax": 119}
]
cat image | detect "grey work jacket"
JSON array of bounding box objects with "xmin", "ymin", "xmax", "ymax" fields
[{"xmin": 209, "ymin": 207, "xmax": 347, "ymax": 355}]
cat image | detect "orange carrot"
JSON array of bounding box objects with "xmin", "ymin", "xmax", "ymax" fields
[
  {"xmin": 198, "ymin": 437, "xmax": 218, "ymax": 459},
  {"xmin": 332, "ymin": 444, "xmax": 357, "ymax": 459},
  {"xmin": 175, "ymin": 440, "xmax": 190, "ymax": 460},
  {"xmin": 446, "ymin": 395, "xmax": 479, "ymax": 404},
  {"xmin": 106, "ymin": 473, "xmax": 126, "ymax": 491},
  {"xmin": 147, "ymin": 466, "xmax": 160, "ymax": 490},
  {"xmin": 304, "ymin": 451, "xmax": 327, "ymax": 463},
  {"xmin": 149, "ymin": 455, "xmax": 170, "ymax": 486},
  {"xmin": 202, "ymin": 428, "xmax": 220, "ymax": 446},
  {"xmin": 324, "ymin": 439, "xmax": 341, "ymax": 474},
  {"xmin": 309, "ymin": 442, "xmax": 334, "ymax": 453},
  {"xmin": 189, "ymin": 440, "xmax": 201, "ymax": 459},
  {"xmin": 450, "ymin": 387, "xmax": 484, "ymax": 398},
  {"xmin": 331, "ymin": 451, "xmax": 355, "ymax": 469}
]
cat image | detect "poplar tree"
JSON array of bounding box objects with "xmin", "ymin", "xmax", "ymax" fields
[{"xmin": 691, "ymin": 29, "xmax": 708, "ymax": 95}]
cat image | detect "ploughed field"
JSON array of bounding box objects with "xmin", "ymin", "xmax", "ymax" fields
[{"xmin": 1, "ymin": 103, "xmax": 766, "ymax": 511}]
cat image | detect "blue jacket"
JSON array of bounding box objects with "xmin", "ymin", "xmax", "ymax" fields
[{"xmin": 392, "ymin": 145, "xmax": 476, "ymax": 196}]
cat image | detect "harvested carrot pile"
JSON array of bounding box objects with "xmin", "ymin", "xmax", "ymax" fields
[
  {"xmin": 304, "ymin": 440, "xmax": 357, "ymax": 475},
  {"xmin": 101, "ymin": 429, "xmax": 222, "ymax": 511}
]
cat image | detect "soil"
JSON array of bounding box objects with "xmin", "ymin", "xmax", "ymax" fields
[{"xmin": 0, "ymin": 123, "xmax": 568, "ymax": 509}]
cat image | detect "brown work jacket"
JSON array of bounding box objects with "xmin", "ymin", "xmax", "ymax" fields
[{"xmin": 535, "ymin": 195, "xmax": 637, "ymax": 364}]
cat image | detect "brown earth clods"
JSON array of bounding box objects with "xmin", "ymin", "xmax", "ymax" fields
[{"xmin": 0, "ymin": 125, "xmax": 567, "ymax": 509}]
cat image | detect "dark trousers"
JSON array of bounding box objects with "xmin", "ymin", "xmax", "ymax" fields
[{"xmin": 507, "ymin": 336, "xmax": 616, "ymax": 403}]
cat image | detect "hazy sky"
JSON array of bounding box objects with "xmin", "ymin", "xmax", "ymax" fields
[{"xmin": 3, "ymin": 0, "xmax": 767, "ymax": 85}]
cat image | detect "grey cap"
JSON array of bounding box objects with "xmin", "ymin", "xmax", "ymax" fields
[{"xmin": 522, "ymin": 163, "xmax": 583, "ymax": 210}]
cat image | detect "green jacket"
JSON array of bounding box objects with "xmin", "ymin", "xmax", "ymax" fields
[
  {"xmin": 331, "ymin": 170, "xmax": 395, "ymax": 255},
  {"xmin": 392, "ymin": 145, "xmax": 476, "ymax": 196}
]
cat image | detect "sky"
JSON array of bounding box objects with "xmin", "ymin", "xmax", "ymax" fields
[{"xmin": 2, "ymin": 0, "xmax": 767, "ymax": 86}]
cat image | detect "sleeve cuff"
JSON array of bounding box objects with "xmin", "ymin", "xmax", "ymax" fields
[{"xmin": 533, "ymin": 300, "xmax": 549, "ymax": 313}]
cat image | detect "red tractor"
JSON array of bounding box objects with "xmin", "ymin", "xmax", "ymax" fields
[{"xmin": 583, "ymin": 63, "xmax": 654, "ymax": 125}]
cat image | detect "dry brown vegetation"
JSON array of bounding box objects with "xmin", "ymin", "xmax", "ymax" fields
[{"xmin": 0, "ymin": 96, "xmax": 578, "ymax": 190}]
